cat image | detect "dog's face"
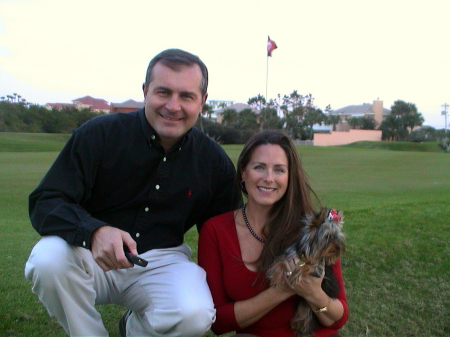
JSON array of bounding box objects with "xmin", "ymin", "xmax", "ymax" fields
[{"xmin": 297, "ymin": 208, "xmax": 345, "ymax": 265}]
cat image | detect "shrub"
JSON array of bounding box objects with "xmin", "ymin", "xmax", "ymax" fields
[
  {"xmin": 196, "ymin": 118, "xmax": 256, "ymax": 144},
  {"xmin": 438, "ymin": 137, "xmax": 450, "ymax": 152}
]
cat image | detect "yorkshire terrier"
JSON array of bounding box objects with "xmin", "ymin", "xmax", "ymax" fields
[{"xmin": 267, "ymin": 208, "xmax": 345, "ymax": 337}]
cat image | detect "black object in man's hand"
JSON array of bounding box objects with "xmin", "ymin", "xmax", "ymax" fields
[{"xmin": 125, "ymin": 252, "xmax": 148, "ymax": 267}]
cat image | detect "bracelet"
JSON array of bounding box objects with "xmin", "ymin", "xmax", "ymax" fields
[{"xmin": 313, "ymin": 297, "xmax": 331, "ymax": 314}]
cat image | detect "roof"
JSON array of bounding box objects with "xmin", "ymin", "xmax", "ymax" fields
[
  {"xmin": 207, "ymin": 99, "xmax": 234, "ymax": 104},
  {"xmin": 111, "ymin": 99, "xmax": 144, "ymax": 109},
  {"xmin": 215, "ymin": 103, "xmax": 259, "ymax": 114},
  {"xmin": 330, "ymin": 103, "xmax": 390, "ymax": 116},
  {"xmin": 72, "ymin": 96, "xmax": 110, "ymax": 110},
  {"xmin": 44, "ymin": 103, "xmax": 74, "ymax": 109}
]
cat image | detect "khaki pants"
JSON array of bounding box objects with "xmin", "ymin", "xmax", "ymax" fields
[
  {"xmin": 25, "ymin": 236, "xmax": 215, "ymax": 337},
  {"xmin": 232, "ymin": 333, "xmax": 342, "ymax": 337},
  {"xmin": 231, "ymin": 332, "xmax": 341, "ymax": 337}
]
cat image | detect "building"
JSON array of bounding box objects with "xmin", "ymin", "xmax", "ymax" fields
[
  {"xmin": 206, "ymin": 99, "xmax": 234, "ymax": 110},
  {"xmin": 72, "ymin": 96, "xmax": 110, "ymax": 113},
  {"xmin": 312, "ymin": 99, "xmax": 389, "ymax": 146},
  {"xmin": 44, "ymin": 103, "xmax": 76, "ymax": 110},
  {"xmin": 313, "ymin": 129, "xmax": 382, "ymax": 146},
  {"xmin": 110, "ymin": 99, "xmax": 144, "ymax": 113},
  {"xmin": 329, "ymin": 99, "xmax": 390, "ymax": 130},
  {"xmin": 45, "ymin": 96, "xmax": 110, "ymax": 112}
]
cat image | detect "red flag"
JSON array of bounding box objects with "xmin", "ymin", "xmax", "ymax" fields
[{"xmin": 267, "ymin": 36, "xmax": 277, "ymax": 57}]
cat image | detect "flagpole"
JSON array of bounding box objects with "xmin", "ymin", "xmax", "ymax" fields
[
  {"xmin": 266, "ymin": 55, "xmax": 269, "ymax": 100},
  {"xmin": 266, "ymin": 36, "xmax": 277, "ymax": 101}
]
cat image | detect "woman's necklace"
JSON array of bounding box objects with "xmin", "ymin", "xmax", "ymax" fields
[{"xmin": 242, "ymin": 204, "xmax": 266, "ymax": 244}]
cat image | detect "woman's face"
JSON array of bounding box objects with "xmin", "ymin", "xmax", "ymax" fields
[{"xmin": 242, "ymin": 144, "xmax": 289, "ymax": 208}]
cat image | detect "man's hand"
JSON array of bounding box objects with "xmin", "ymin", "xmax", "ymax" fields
[{"xmin": 91, "ymin": 226, "xmax": 138, "ymax": 271}]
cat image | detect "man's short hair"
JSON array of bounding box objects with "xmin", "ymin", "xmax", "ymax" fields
[{"xmin": 144, "ymin": 49, "xmax": 208, "ymax": 96}]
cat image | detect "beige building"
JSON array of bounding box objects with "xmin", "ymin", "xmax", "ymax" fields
[
  {"xmin": 110, "ymin": 99, "xmax": 144, "ymax": 113},
  {"xmin": 330, "ymin": 99, "xmax": 390, "ymax": 130},
  {"xmin": 311, "ymin": 99, "xmax": 390, "ymax": 146}
]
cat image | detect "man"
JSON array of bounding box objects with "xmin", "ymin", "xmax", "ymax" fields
[{"xmin": 25, "ymin": 49, "xmax": 241, "ymax": 337}]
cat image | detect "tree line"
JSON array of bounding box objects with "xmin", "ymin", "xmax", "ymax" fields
[
  {"xmin": 0, "ymin": 101, "xmax": 103, "ymax": 133},
  {"xmin": 1, "ymin": 92, "xmax": 447, "ymax": 147},
  {"xmin": 198, "ymin": 91, "xmax": 335, "ymax": 143},
  {"xmin": 198, "ymin": 91, "xmax": 441, "ymax": 144}
]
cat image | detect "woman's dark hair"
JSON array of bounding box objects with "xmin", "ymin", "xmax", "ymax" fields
[
  {"xmin": 144, "ymin": 48, "xmax": 208, "ymax": 96},
  {"xmin": 235, "ymin": 130, "xmax": 320, "ymax": 271}
]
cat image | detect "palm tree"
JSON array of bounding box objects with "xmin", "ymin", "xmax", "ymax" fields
[
  {"xmin": 304, "ymin": 107, "xmax": 325, "ymax": 139},
  {"xmin": 202, "ymin": 104, "xmax": 213, "ymax": 119},
  {"xmin": 247, "ymin": 94, "xmax": 266, "ymax": 110},
  {"xmin": 348, "ymin": 117, "xmax": 362, "ymax": 129},
  {"xmin": 222, "ymin": 109, "xmax": 238, "ymax": 125},
  {"xmin": 218, "ymin": 102, "xmax": 228, "ymax": 110},
  {"xmin": 326, "ymin": 115, "xmax": 341, "ymax": 131}
]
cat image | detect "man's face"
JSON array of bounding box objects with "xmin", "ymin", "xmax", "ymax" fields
[{"xmin": 143, "ymin": 62, "xmax": 206, "ymax": 151}]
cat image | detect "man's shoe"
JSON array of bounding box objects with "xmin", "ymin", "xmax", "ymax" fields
[{"xmin": 119, "ymin": 310, "xmax": 132, "ymax": 337}]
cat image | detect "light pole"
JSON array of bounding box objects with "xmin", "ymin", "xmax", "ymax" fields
[{"xmin": 442, "ymin": 103, "xmax": 449, "ymax": 135}]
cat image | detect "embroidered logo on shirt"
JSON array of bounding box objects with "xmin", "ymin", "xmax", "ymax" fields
[{"xmin": 187, "ymin": 189, "xmax": 192, "ymax": 198}]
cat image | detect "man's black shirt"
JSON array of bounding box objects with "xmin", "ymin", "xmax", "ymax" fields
[{"xmin": 29, "ymin": 109, "xmax": 240, "ymax": 253}]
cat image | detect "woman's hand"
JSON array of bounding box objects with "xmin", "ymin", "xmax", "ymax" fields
[
  {"xmin": 287, "ymin": 262, "xmax": 325, "ymax": 301},
  {"xmin": 285, "ymin": 259, "xmax": 344, "ymax": 326}
]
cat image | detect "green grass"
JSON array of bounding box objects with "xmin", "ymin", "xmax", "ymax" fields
[
  {"xmin": 0, "ymin": 132, "xmax": 70, "ymax": 152},
  {"xmin": 1, "ymin": 133, "xmax": 449, "ymax": 336},
  {"xmin": 344, "ymin": 140, "xmax": 443, "ymax": 152}
]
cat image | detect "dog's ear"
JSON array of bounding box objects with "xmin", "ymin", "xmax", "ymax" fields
[{"xmin": 309, "ymin": 208, "xmax": 327, "ymax": 229}]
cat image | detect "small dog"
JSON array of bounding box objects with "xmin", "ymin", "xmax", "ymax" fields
[{"xmin": 267, "ymin": 208, "xmax": 345, "ymax": 337}]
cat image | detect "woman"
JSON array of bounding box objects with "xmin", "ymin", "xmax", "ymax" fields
[{"xmin": 198, "ymin": 130, "xmax": 348, "ymax": 337}]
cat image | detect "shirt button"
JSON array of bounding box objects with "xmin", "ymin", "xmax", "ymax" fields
[
  {"xmin": 163, "ymin": 157, "xmax": 166, "ymax": 162},
  {"xmin": 145, "ymin": 207, "xmax": 149, "ymax": 212},
  {"xmin": 155, "ymin": 185, "xmax": 160, "ymax": 190},
  {"xmin": 82, "ymin": 241, "xmax": 86, "ymax": 247},
  {"xmin": 136, "ymin": 233, "xmax": 140, "ymax": 238},
  {"xmin": 151, "ymin": 135, "xmax": 156, "ymax": 140}
]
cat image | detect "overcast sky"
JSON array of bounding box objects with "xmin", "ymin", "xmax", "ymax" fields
[{"xmin": 1, "ymin": 0, "xmax": 449, "ymax": 128}]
